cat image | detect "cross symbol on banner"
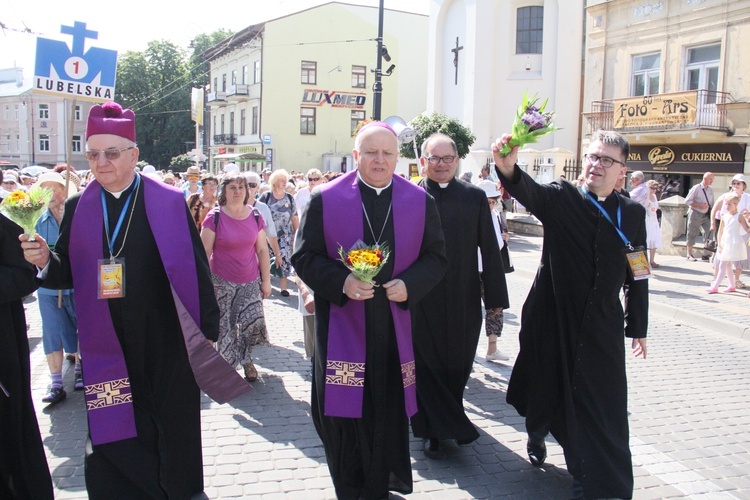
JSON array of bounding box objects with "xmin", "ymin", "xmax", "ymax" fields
[
  {"xmin": 60, "ymin": 21, "xmax": 99, "ymax": 57},
  {"xmin": 336, "ymin": 364, "xmax": 356, "ymax": 384},
  {"xmin": 96, "ymin": 382, "xmax": 121, "ymax": 406}
]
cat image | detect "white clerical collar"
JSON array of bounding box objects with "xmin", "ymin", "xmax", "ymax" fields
[
  {"xmin": 582, "ymin": 185, "xmax": 608, "ymax": 202},
  {"xmin": 357, "ymin": 173, "xmax": 392, "ymax": 195},
  {"xmin": 439, "ymin": 182, "xmax": 450, "ymax": 188},
  {"xmin": 105, "ymin": 175, "xmax": 137, "ymax": 199}
]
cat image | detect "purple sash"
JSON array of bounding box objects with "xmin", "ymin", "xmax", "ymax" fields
[
  {"xmin": 70, "ymin": 175, "xmax": 251, "ymax": 445},
  {"xmin": 321, "ymin": 171, "xmax": 425, "ymax": 418}
]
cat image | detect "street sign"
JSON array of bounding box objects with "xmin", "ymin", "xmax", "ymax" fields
[
  {"xmin": 34, "ymin": 21, "xmax": 117, "ymax": 102},
  {"xmin": 263, "ymin": 134, "xmax": 272, "ymax": 145}
]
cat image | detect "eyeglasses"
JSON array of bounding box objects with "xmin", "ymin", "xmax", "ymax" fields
[
  {"xmin": 583, "ymin": 154, "xmax": 624, "ymax": 169},
  {"xmin": 649, "ymin": 187, "xmax": 657, "ymax": 190},
  {"xmin": 424, "ymin": 155, "xmax": 457, "ymax": 165},
  {"xmin": 84, "ymin": 146, "xmax": 135, "ymax": 161},
  {"xmin": 187, "ymin": 176, "xmax": 200, "ymax": 181},
  {"xmin": 247, "ymin": 182, "xmax": 258, "ymax": 188},
  {"xmin": 308, "ymin": 177, "xmax": 320, "ymax": 182}
]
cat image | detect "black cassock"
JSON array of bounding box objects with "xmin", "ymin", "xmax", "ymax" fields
[
  {"xmin": 292, "ymin": 180, "xmax": 446, "ymax": 500},
  {"xmin": 44, "ymin": 180, "xmax": 219, "ymax": 499},
  {"xmin": 0, "ymin": 215, "xmax": 54, "ymax": 500},
  {"xmin": 412, "ymin": 178, "xmax": 509, "ymax": 444},
  {"xmin": 499, "ymin": 166, "xmax": 648, "ymax": 499}
]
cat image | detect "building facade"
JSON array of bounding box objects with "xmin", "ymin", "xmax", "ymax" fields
[
  {"xmin": 426, "ymin": 0, "xmax": 585, "ymax": 181},
  {"xmin": 203, "ymin": 2, "xmax": 428, "ymax": 175},
  {"xmin": 0, "ymin": 68, "xmax": 94, "ymax": 170},
  {"xmin": 582, "ymin": 0, "xmax": 750, "ymax": 194}
]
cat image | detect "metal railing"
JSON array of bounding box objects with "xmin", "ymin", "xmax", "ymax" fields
[{"xmin": 213, "ymin": 134, "xmax": 237, "ymax": 145}]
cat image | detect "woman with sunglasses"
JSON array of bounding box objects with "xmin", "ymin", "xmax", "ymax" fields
[
  {"xmin": 186, "ymin": 173, "xmax": 218, "ymax": 230},
  {"xmin": 259, "ymin": 169, "xmax": 299, "ymax": 297},
  {"xmin": 710, "ymin": 174, "xmax": 750, "ymax": 287},
  {"xmin": 645, "ymin": 180, "xmax": 662, "ymax": 268},
  {"xmin": 201, "ymin": 172, "xmax": 271, "ymax": 382}
]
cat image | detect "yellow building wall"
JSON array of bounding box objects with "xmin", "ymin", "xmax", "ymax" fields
[{"xmin": 260, "ymin": 3, "xmax": 427, "ymax": 173}]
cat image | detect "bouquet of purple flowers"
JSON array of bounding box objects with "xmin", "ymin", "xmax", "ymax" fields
[{"xmin": 498, "ymin": 91, "xmax": 558, "ymax": 157}]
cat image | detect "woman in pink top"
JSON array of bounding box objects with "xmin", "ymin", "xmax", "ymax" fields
[{"xmin": 201, "ymin": 173, "xmax": 271, "ymax": 381}]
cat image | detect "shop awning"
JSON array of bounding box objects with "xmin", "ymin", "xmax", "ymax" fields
[{"xmin": 213, "ymin": 152, "xmax": 265, "ymax": 161}]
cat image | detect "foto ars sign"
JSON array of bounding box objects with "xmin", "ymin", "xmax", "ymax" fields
[{"xmin": 34, "ymin": 21, "xmax": 117, "ymax": 102}]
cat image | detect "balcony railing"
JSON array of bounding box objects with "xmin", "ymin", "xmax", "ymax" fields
[
  {"xmin": 226, "ymin": 84, "xmax": 249, "ymax": 100},
  {"xmin": 207, "ymin": 92, "xmax": 227, "ymax": 106},
  {"xmin": 213, "ymin": 134, "xmax": 237, "ymax": 145},
  {"xmin": 584, "ymin": 90, "xmax": 731, "ymax": 135}
]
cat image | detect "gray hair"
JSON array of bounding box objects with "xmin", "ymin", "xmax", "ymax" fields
[
  {"xmin": 631, "ymin": 171, "xmax": 644, "ymax": 182},
  {"xmin": 591, "ymin": 130, "xmax": 629, "ymax": 162},
  {"xmin": 245, "ymin": 171, "xmax": 261, "ymax": 184}
]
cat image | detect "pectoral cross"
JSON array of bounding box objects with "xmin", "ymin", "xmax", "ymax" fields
[{"xmin": 451, "ymin": 37, "xmax": 463, "ymax": 85}]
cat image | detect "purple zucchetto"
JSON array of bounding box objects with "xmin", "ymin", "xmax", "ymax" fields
[
  {"xmin": 86, "ymin": 102, "xmax": 136, "ymax": 142},
  {"xmin": 356, "ymin": 121, "xmax": 397, "ymax": 137}
]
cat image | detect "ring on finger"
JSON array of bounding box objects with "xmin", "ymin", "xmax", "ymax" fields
[{"xmin": 355, "ymin": 293, "xmax": 361, "ymax": 299}]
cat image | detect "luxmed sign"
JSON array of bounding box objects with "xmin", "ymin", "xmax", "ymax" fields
[
  {"xmin": 302, "ymin": 89, "xmax": 366, "ymax": 109},
  {"xmin": 34, "ymin": 21, "xmax": 117, "ymax": 102}
]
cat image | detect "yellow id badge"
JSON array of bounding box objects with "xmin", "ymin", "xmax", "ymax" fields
[
  {"xmin": 98, "ymin": 258, "xmax": 126, "ymax": 299},
  {"xmin": 625, "ymin": 248, "xmax": 651, "ymax": 281}
]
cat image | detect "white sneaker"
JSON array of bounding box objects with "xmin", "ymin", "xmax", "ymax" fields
[{"xmin": 486, "ymin": 351, "xmax": 510, "ymax": 361}]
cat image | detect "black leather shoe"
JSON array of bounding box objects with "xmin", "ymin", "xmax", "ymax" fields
[
  {"xmin": 423, "ymin": 438, "xmax": 446, "ymax": 459},
  {"xmin": 527, "ymin": 438, "xmax": 547, "ymax": 467}
]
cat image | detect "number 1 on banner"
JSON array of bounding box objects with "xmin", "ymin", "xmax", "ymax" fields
[{"xmin": 64, "ymin": 57, "xmax": 88, "ymax": 80}]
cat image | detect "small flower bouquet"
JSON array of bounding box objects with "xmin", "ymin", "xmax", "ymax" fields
[
  {"xmin": 498, "ymin": 91, "xmax": 559, "ymax": 157},
  {"xmin": 0, "ymin": 185, "xmax": 53, "ymax": 240},
  {"xmin": 338, "ymin": 240, "xmax": 390, "ymax": 286}
]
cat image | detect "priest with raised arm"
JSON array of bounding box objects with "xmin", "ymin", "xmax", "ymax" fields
[{"xmin": 493, "ymin": 130, "xmax": 648, "ymax": 500}]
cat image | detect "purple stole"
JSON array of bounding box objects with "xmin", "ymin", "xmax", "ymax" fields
[
  {"xmin": 69, "ymin": 175, "xmax": 251, "ymax": 445},
  {"xmin": 321, "ymin": 171, "xmax": 425, "ymax": 418}
]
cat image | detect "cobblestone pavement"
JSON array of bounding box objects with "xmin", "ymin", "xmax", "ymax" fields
[{"xmin": 25, "ymin": 233, "xmax": 750, "ymax": 499}]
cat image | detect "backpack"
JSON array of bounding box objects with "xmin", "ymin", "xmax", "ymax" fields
[{"xmin": 211, "ymin": 206, "xmax": 261, "ymax": 232}]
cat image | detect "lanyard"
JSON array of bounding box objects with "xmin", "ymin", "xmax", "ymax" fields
[
  {"xmin": 101, "ymin": 175, "xmax": 140, "ymax": 258},
  {"xmin": 584, "ymin": 190, "xmax": 634, "ymax": 250}
]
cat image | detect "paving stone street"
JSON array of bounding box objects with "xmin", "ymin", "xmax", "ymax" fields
[{"xmin": 25, "ymin": 233, "xmax": 750, "ymax": 499}]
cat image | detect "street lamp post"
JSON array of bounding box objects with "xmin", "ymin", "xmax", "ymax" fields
[{"xmin": 372, "ymin": 0, "xmax": 385, "ymax": 120}]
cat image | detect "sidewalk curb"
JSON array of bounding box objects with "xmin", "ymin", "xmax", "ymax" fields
[
  {"xmin": 513, "ymin": 267, "xmax": 750, "ymax": 341},
  {"xmin": 649, "ymin": 300, "xmax": 750, "ymax": 341}
]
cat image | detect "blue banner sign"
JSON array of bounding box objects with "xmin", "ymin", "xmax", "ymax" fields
[{"xmin": 34, "ymin": 21, "xmax": 117, "ymax": 101}]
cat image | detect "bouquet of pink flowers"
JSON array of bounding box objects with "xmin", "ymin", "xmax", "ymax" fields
[
  {"xmin": 338, "ymin": 240, "xmax": 390, "ymax": 286},
  {"xmin": 0, "ymin": 185, "xmax": 52, "ymax": 240},
  {"xmin": 498, "ymin": 91, "xmax": 558, "ymax": 157}
]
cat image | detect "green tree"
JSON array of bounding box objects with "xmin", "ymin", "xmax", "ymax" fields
[
  {"xmin": 188, "ymin": 30, "xmax": 234, "ymax": 88},
  {"xmin": 169, "ymin": 154, "xmax": 194, "ymax": 172},
  {"xmin": 399, "ymin": 113, "xmax": 477, "ymax": 159},
  {"xmin": 114, "ymin": 30, "xmax": 232, "ymax": 169}
]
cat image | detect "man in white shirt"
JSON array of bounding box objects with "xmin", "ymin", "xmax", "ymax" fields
[
  {"xmin": 684, "ymin": 172, "xmax": 715, "ymax": 261},
  {"xmin": 629, "ymin": 171, "xmax": 649, "ymax": 207}
]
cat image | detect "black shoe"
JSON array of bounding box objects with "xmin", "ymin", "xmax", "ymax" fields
[
  {"xmin": 701, "ymin": 255, "xmax": 711, "ymax": 261},
  {"xmin": 423, "ymin": 438, "xmax": 446, "ymax": 459},
  {"xmin": 74, "ymin": 373, "xmax": 84, "ymax": 391},
  {"xmin": 65, "ymin": 353, "xmax": 76, "ymax": 363},
  {"xmin": 280, "ymin": 290, "xmax": 290, "ymax": 297},
  {"xmin": 527, "ymin": 438, "xmax": 547, "ymax": 467},
  {"xmin": 42, "ymin": 386, "xmax": 66, "ymax": 405}
]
